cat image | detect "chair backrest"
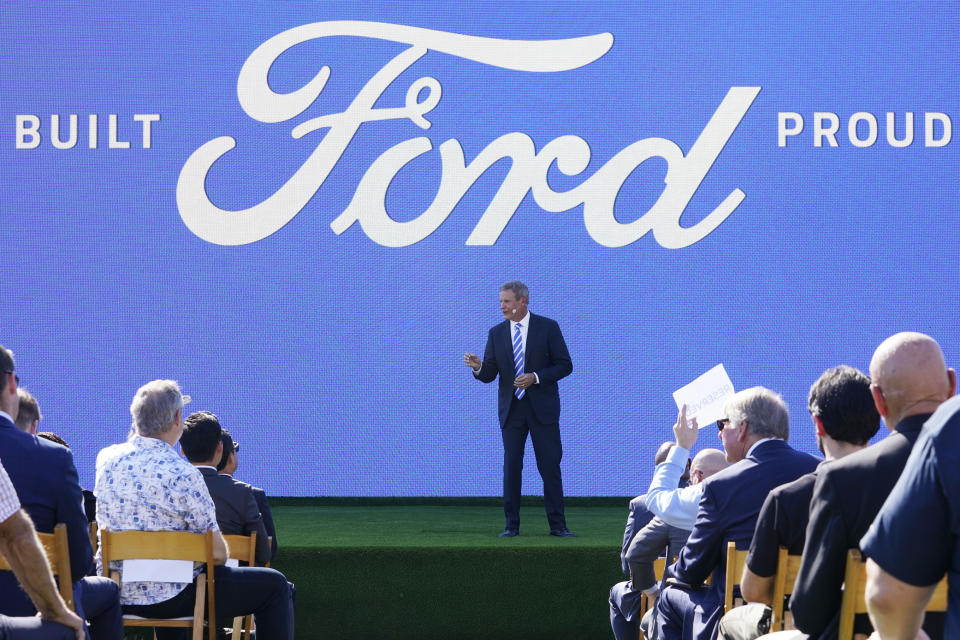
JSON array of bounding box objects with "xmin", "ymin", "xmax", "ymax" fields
[
  {"xmin": 770, "ymin": 546, "xmax": 803, "ymax": 630},
  {"xmin": 223, "ymin": 533, "xmax": 257, "ymax": 567},
  {"xmin": 724, "ymin": 541, "xmax": 749, "ymax": 613},
  {"xmin": 837, "ymin": 548, "xmax": 948, "ymax": 640},
  {"xmin": 100, "ymin": 528, "xmax": 216, "ymax": 640},
  {"xmin": 223, "ymin": 533, "xmax": 258, "ymax": 638},
  {"xmin": 0, "ymin": 522, "xmax": 74, "ymax": 611}
]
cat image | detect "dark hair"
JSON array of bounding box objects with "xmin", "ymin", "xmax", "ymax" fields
[
  {"xmin": 37, "ymin": 431, "xmax": 69, "ymax": 448},
  {"xmin": 180, "ymin": 411, "xmax": 223, "ymax": 463},
  {"xmin": 15, "ymin": 388, "xmax": 40, "ymax": 430},
  {"xmin": 808, "ymin": 365, "xmax": 880, "ymax": 445},
  {"xmin": 216, "ymin": 429, "xmax": 237, "ymax": 471},
  {"xmin": 0, "ymin": 346, "xmax": 14, "ymax": 376},
  {"xmin": 654, "ymin": 441, "xmax": 674, "ymax": 466}
]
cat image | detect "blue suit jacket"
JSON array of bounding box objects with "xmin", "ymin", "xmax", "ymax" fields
[
  {"xmin": 475, "ymin": 313, "xmax": 572, "ymax": 427},
  {"xmin": 0, "ymin": 415, "xmax": 93, "ymax": 615},
  {"xmin": 664, "ymin": 439, "xmax": 819, "ymax": 640}
]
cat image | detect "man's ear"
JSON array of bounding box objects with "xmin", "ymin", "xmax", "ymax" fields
[
  {"xmin": 946, "ymin": 368, "xmax": 957, "ymax": 398},
  {"xmin": 737, "ymin": 420, "xmax": 749, "ymax": 443},
  {"xmin": 812, "ymin": 415, "xmax": 827, "ymax": 438},
  {"xmin": 871, "ymin": 384, "xmax": 888, "ymax": 417},
  {"xmin": 215, "ymin": 440, "xmax": 224, "ymax": 459}
]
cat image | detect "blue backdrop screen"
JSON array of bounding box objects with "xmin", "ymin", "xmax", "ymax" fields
[{"xmin": 2, "ymin": 2, "xmax": 957, "ymax": 496}]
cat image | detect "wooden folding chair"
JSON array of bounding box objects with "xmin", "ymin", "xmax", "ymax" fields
[
  {"xmin": 100, "ymin": 528, "xmax": 216, "ymax": 640},
  {"xmin": 0, "ymin": 522, "xmax": 74, "ymax": 611},
  {"xmin": 769, "ymin": 546, "xmax": 803, "ymax": 630},
  {"xmin": 837, "ymin": 548, "xmax": 948, "ymax": 640},
  {"xmin": 724, "ymin": 541, "xmax": 749, "ymax": 613},
  {"xmin": 223, "ymin": 533, "xmax": 257, "ymax": 638}
]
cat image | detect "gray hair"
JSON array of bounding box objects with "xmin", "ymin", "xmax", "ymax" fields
[
  {"xmin": 723, "ymin": 386, "xmax": 790, "ymax": 440},
  {"xmin": 500, "ymin": 281, "xmax": 529, "ymax": 301},
  {"xmin": 130, "ymin": 379, "xmax": 189, "ymax": 437}
]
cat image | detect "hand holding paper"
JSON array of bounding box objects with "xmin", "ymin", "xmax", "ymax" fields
[
  {"xmin": 673, "ymin": 364, "xmax": 736, "ymax": 429},
  {"xmin": 673, "ymin": 404, "xmax": 699, "ymax": 450}
]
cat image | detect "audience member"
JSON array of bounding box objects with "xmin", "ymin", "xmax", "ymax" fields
[
  {"xmin": 645, "ymin": 408, "xmax": 729, "ymax": 531},
  {"xmin": 0, "ymin": 457, "xmax": 84, "ymax": 640},
  {"xmin": 610, "ymin": 437, "xmax": 728, "ymax": 640},
  {"xmin": 861, "ymin": 393, "xmax": 960, "ymax": 638},
  {"xmin": 790, "ymin": 332, "xmax": 955, "ymax": 640},
  {"xmin": 34, "ymin": 434, "xmax": 97, "ymax": 524},
  {"xmin": 654, "ymin": 388, "xmax": 819, "ymax": 640},
  {"xmin": 15, "ymin": 388, "xmax": 40, "ymax": 434},
  {"xmin": 95, "ymin": 380, "xmax": 294, "ymax": 639},
  {"xmin": 180, "ymin": 412, "xmax": 272, "ymax": 566},
  {"xmin": 0, "ymin": 347, "xmax": 122, "ymax": 640},
  {"xmin": 741, "ymin": 366, "xmax": 880, "ymax": 605},
  {"xmin": 218, "ymin": 429, "xmax": 277, "ymax": 560},
  {"xmin": 717, "ymin": 366, "xmax": 880, "ymax": 640}
]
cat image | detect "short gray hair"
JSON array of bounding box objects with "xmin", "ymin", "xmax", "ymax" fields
[
  {"xmin": 723, "ymin": 386, "xmax": 789, "ymax": 440},
  {"xmin": 500, "ymin": 281, "xmax": 529, "ymax": 301},
  {"xmin": 130, "ymin": 380, "xmax": 189, "ymax": 437}
]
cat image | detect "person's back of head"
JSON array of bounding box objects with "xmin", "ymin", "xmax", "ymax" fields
[
  {"xmin": 720, "ymin": 386, "xmax": 790, "ymax": 462},
  {"xmin": 0, "ymin": 345, "xmax": 18, "ymax": 421},
  {"xmin": 869, "ymin": 332, "xmax": 956, "ymax": 428},
  {"xmin": 36, "ymin": 431, "xmax": 68, "ymax": 448},
  {"xmin": 654, "ymin": 441, "xmax": 674, "ymax": 466},
  {"xmin": 14, "ymin": 388, "xmax": 40, "ymax": 434},
  {"xmin": 217, "ymin": 429, "xmax": 239, "ymax": 474},
  {"xmin": 808, "ymin": 365, "xmax": 881, "ymax": 447},
  {"xmin": 130, "ymin": 379, "xmax": 190, "ymax": 441},
  {"xmin": 180, "ymin": 411, "xmax": 223, "ymax": 464},
  {"xmin": 689, "ymin": 448, "xmax": 728, "ymax": 484}
]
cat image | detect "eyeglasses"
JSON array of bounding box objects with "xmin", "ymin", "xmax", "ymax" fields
[
  {"xmin": 2, "ymin": 370, "xmax": 16, "ymax": 385},
  {"xmin": 716, "ymin": 418, "xmax": 730, "ymax": 432}
]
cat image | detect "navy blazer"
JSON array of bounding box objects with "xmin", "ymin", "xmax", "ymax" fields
[
  {"xmin": 475, "ymin": 313, "xmax": 572, "ymax": 427},
  {"xmin": 198, "ymin": 468, "xmax": 271, "ymax": 565},
  {"xmin": 0, "ymin": 414, "xmax": 93, "ymax": 615},
  {"xmin": 664, "ymin": 439, "xmax": 818, "ymax": 638}
]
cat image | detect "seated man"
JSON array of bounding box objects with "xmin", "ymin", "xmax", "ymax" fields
[
  {"xmin": 739, "ymin": 365, "xmax": 880, "ymax": 606},
  {"xmin": 95, "ymin": 380, "xmax": 294, "ymax": 640},
  {"xmin": 217, "ymin": 429, "xmax": 277, "ymax": 560},
  {"xmin": 34, "ymin": 434, "xmax": 97, "ymax": 527},
  {"xmin": 0, "ymin": 348, "xmax": 121, "ymax": 640},
  {"xmin": 862, "ymin": 396, "xmax": 960, "ymax": 638},
  {"xmin": 654, "ymin": 388, "xmax": 819, "ymax": 640},
  {"xmin": 790, "ymin": 333, "xmax": 954, "ymax": 640},
  {"xmin": 0, "ymin": 457, "xmax": 84, "ymax": 640},
  {"xmin": 609, "ymin": 438, "xmax": 728, "ymax": 640},
  {"xmin": 179, "ymin": 412, "xmax": 271, "ymax": 566}
]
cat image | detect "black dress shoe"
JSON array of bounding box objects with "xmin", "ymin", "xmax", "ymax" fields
[
  {"xmin": 498, "ymin": 529, "xmax": 519, "ymax": 538},
  {"xmin": 550, "ymin": 528, "xmax": 577, "ymax": 537}
]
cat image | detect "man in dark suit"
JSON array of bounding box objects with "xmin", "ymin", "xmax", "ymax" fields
[
  {"xmin": 790, "ymin": 332, "xmax": 955, "ymax": 640},
  {"xmin": 180, "ymin": 412, "xmax": 272, "ymax": 566},
  {"xmin": 653, "ymin": 387, "xmax": 819, "ymax": 640},
  {"xmin": 0, "ymin": 346, "xmax": 122, "ymax": 640},
  {"xmin": 218, "ymin": 430, "xmax": 277, "ymax": 561},
  {"xmin": 464, "ymin": 281, "xmax": 574, "ymax": 537}
]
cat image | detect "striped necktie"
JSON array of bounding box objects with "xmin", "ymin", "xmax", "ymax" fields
[{"xmin": 513, "ymin": 323, "xmax": 525, "ymax": 399}]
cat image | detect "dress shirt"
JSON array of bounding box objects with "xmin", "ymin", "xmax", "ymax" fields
[
  {"xmin": 95, "ymin": 434, "xmax": 219, "ymax": 605},
  {"xmin": 472, "ymin": 310, "xmax": 540, "ymax": 384},
  {"xmin": 0, "ymin": 461, "xmax": 20, "ymax": 522},
  {"xmin": 646, "ymin": 445, "xmax": 703, "ymax": 530}
]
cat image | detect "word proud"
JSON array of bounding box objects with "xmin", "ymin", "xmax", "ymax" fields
[{"xmin": 177, "ymin": 21, "xmax": 757, "ymax": 248}]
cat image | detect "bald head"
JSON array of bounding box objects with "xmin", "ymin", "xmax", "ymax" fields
[
  {"xmin": 690, "ymin": 448, "xmax": 729, "ymax": 485},
  {"xmin": 870, "ymin": 332, "xmax": 955, "ymax": 427}
]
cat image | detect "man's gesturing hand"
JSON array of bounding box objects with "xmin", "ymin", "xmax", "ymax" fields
[
  {"xmin": 463, "ymin": 353, "xmax": 482, "ymax": 372},
  {"xmin": 673, "ymin": 404, "xmax": 699, "ymax": 450}
]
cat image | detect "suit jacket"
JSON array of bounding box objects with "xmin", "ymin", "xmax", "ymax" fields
[
  {"xmin": 250, "ymin": 484, "xmax": 277, "ymax": 560},
  {"xmin": 664, "ymin": 439, "xmax": 818, "ymax": 640},
  {"xmin": 791, "ymin": 414, "xmax": 934, "ymax": 640},
  {"xmin": 475, "ymin": 312, "xmax": 572, "ymax": 427},
  {"xmin": 198, "ymin": 467, "xmax": 271, "ymax": 565},
  {"xmin": 0, "ymin": 415, "xmax": 93, "ymax": 615}
]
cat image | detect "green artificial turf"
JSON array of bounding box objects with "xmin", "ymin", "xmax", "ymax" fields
[{"xmin": 267, "ymin": 503, "xmax": 632, "ymax": 639}]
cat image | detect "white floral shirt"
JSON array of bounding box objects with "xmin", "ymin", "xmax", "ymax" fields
[
  {"xmin": 95, "ymin": 434, "xmax": 219, "ymax": 605},
  {"xmin": 0, "ymin": 460, "xmax": 21, "ymax": 523}
]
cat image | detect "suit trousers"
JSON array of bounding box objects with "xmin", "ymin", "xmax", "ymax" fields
[
  {"xmin": 501, "ymin": 395, "xmax": 566, "ymax": 531},
  {"xmin": 0, "ymin": 615, "xmax": 74, "ymax": 640},
  {"xmin": 122, "ymin": 565, "xmax": 294, "ymax": 640},
  {"xmin": 73, "ymin": 577, "xmax": 122, "ymax": 640}
]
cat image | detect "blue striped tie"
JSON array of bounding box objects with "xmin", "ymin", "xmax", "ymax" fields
[{"xmin": 513, "ymin": 324, "xmax": 525, "ymax": 399}]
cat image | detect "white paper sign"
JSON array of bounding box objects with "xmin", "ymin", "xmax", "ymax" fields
[
  {"xmin": 122, "ymin": 559, "xmax": 194, "ymax": 583},
  {"xmin": 672, "ymin": 364, "xmax": 735, "ymax": 428}
]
